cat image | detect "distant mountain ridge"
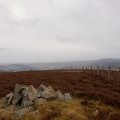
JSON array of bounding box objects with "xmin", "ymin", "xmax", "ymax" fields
[{"xmin": 0, "ymin": 58, "xmax": 120, "ymax": 72}]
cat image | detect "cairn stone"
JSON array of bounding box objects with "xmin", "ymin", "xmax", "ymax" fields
[
  {"xmin": 27, "ymin": 85, "xmax": 37, "ymax": 101},
  {"xmin": 0, "ymin": 83, "xmax": 73, "ymax": 117},
  {"xmin": 64, "ymin": 93, "xmax": 72, "ymax": 101},
  {"xmin": 14, "ymin": 84, "xmax": 27, "ymax": 93},
  {"xmin": 5, "ymin": 92, "xmax": 14, "ymax": 105},
  {"xmin": 21, "ymin": 95, "xmax": 34, "ymax": 107},
  {"xmin": 12, "ymin": 93, "xmax": 22, "ymax": 105},
  {"xmin": 37, "ymin": 90, "xmax": 42, "ymax": 98},
  {"xmin": 41, "ymin": 86, "xmax": 57, "ymax": 100},
  {"xmin": 38, "ymin": 84, "xmax": 47, "ymax": 91},
  {"xmin": 56, "ymin": 91, "xmax": 65, "ymax": 101}
]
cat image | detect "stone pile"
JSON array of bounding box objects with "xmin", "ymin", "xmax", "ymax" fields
[{"xmin": 1, "ymin": 84, "xmax": 72, "ymax": 116}]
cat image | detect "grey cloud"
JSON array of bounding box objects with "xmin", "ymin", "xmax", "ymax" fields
[
  {"xmin": 0, "ymin": 0, "xmax": 120, "ymax": 63},
  {"xmin": 0, "ymin": 48, "xmax": 8, "ymax": 51}
]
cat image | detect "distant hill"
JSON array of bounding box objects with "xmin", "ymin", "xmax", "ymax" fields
[
  {"xmin": 0, "ymin": 58, "xmax": 120, "ymax": 72},
  {"xmin": 91, "ymin": 58, "xmax": 120, "ymax": 68}
]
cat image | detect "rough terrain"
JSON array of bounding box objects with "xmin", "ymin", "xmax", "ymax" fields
[
  {"xmin": 0, "ymin": 70, "xmax": 120, "ymax": 107},
  {"xmin": 0, "ymin": 69, "xmax": 120, "ymax": 120}
]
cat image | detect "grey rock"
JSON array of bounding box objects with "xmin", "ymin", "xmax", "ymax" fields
[
  {"xmin": 13, "ymin": 85, "xmax": 37, "ymax": 107},
  {"xmin": 38, "ymin": 84, "xmax": 47, "ymax": 91},
  {"xmin": 42, "ymin": 86, "xmax": 57, "ymax": 100},
  {"xmin": 14, "ymin": 84, "xmax": 27, "ymax": 93},
  {"xmin": 16, "ymin": 106, "xmax": 35, "ymax": 116},
  {"xmin": 0, "ymin": 83, "xmax": 73, "ymax": 117},
  {"xmin": 64, "ymin": 93, "xmax": 72, "ymax": 101},
  {"xmin": 27, "ymin": 85, "xmax": 37, "ymax": 101},
  {"xmin": 5, "ymin": 92, "xmax": 14, "ymax": 105},
  {"xmin": 22, "ymin": 89, "xmax": 28, "ymax": 97},
  {"xmin": 37, "ymin": 90, "xmax": 42, "ymax": 98},
  {"xmin": 56, "ymin": 91, "xmax": 65, "ymax": 101},
  {"xmin": 21, "ymin": 100, "xmax": 33, "ymax": 107},
  {"xmin": 14, "ymin": 84, "xmax": 21, "ymax": 93},
  {"xmin": 21, "ymin": 95, "xmax": 33, "ymax": 107},
  {"xmin": 12, "ymin": 93, "xmax": 22, "ymax": 105}
]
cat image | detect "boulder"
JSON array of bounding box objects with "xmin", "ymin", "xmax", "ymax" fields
[
  {"xmin": 14, "ymin": 84, "xmax": 27, "ymax": 93},
  {"xmin": 13, "ymin": 85, "xmax": 37, "ymax": 107},
  {"xmin": 21, "ymin": 96, "xmax": 34, "ymax": 107},
  {"xmin": 21, "ymin": 100, "xmax": 33, "ymax": 107},
  {"xmin": 12, "ymin": 93, "xmax": 22, "ymax": 105},
  {"xmin": 41, "ymin": 86, "xmax": 57, "ymax": 100},
  {"xmin": 27, "ymin": 85, "xmax": 37, "ymax": 101},
  {"xmin": 38, "ymin": 84, "xmax": 47, "ymax": 91},
  {"xmin": 37, "ymin": 90, "xmax": 42, "ymax": 98}
]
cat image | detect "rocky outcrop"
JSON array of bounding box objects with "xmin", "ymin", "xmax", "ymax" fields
[{"xmin": 0, "ymin": 84, "xmax": 72, "ymax": 116}]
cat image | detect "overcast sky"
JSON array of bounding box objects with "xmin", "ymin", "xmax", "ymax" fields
[{"xmin": 0, "ymin": 0, "xmax": 120, "ymax": 63}]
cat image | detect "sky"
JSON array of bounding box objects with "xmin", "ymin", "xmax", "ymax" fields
[{"xmin": 0, "ymin": 0, "xmax": 120, "ymax": 63}]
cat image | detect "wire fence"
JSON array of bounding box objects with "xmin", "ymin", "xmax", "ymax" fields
[{"xmin": 61, "ymin": 66, "xmax": 120, "ymax": 87}]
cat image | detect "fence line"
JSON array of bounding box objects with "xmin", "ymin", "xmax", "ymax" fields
[{"xmin": 61, "ymin": 65, "xmax": 120, "ymax": 87}]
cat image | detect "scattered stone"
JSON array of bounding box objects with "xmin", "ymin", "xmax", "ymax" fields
[
  {"xmin": 57, "ymin": 91, "xmax": 65, "ymax": 101},
  {"xmin": 64, "ymin": 93, "xmax": 72, "ymax": 101},
  {"xmin": 0, "ymin": 84, "xmax": 72, "ymax": 117}
]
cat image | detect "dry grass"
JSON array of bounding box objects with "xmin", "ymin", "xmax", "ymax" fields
[
  {"xmin": 0, "ymin": 99, "xmax": 120, "ymax": 120},
  {"xmin": 81, "ymin": 99, "xmax": 120, "ymax": 120},
  {"xmin": 0, "ymin": 99, "xmax": 88, "ymax": 120}
]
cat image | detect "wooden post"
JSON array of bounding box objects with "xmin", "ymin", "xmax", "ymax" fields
[
  {"xmin": 92, "ymin": 66, "xmax": 95, "ymax": 75},
  {"xmin": 101, "ymin": 66, "xmax": 104, "ymax": 80},
  {"xmin": 90, "ymin": 66, "xmax": 93, "ymax": 71},
  {"xmin": 85, "ymin": 66, "xmax": 87, "ymax": 70},
  {"xmin": 118, "ymin": 68, "xmax": 120, "ymax": 86},
  {"xmin": 82, "ymin": 66, "xmax": 84, "ymax": 72},
  {"xmin": 97, "ymin": 66, "xmax": 100, "ymax": 75},
  {"xmin": 108, "ymin": 66, "xmax": 111, "ymax": 81}
]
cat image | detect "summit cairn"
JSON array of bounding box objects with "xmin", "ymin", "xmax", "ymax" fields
[{"xmin": 0, "ymin": 83, "xmax": 72, "ymax": 116}]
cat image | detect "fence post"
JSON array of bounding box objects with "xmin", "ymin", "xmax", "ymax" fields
[
  {"xmin": 118, "ymin": 68, "xmax": 120, "ymax": 86},
  {"xmin": 108, "ymin": 66, "xmax": 111, "ymax": 81},
  {"xmin": 101, "ymin": 66, "xmax": 104, "ymax": 80},
  {"xmin": 82, "ymin": 66, "xmax": 84, "ymax": 72},
  {"xmin": 97, "ymin": 66, "xmax": 100, "ymax": 75},
  {"xmin": 90, "ymin": 66, "xmax": 92, "ymax": 70}
]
